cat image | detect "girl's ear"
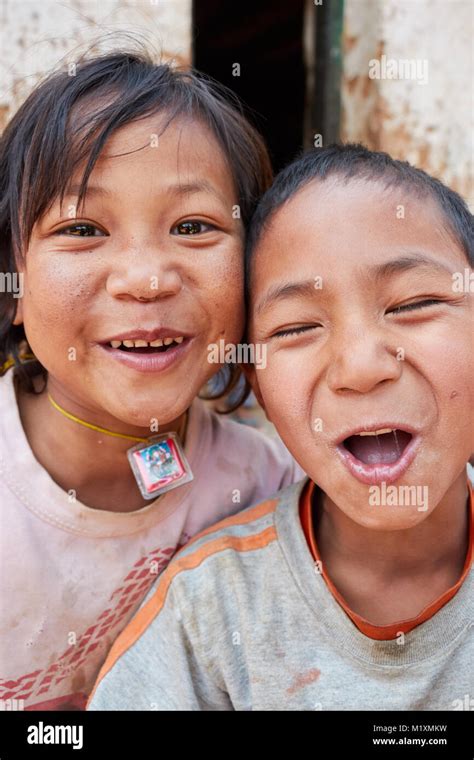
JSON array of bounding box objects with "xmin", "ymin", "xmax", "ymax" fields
[
  {"xmin": 12, "ymin": 298, "xmax": 23, "ymax": 326},
  {"xmin": 12, "ymin": 261, "xmax": 25, "ymax": 325},
  {"xmin": 241, "ymin": 363, "xmax": 267, "ymax": 413}
]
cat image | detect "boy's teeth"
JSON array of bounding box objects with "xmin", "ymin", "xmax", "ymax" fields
[
  {"xmin": 134, "ymin": 340, "xmax": 148, "ymax": 348},
  {"xmin": 174, "ymin": 336, "xmax": 184, "ymax": 344},
  {"xmin": 344, "ymin": 428, "xmax": 412, "ymax": 465},
  {"xmin": 358, "ymin": 428, "xmax": 394, "ymax": 436},
  {"xmin": 150, "ymin": 339, "xmax": 164, "ymax": 347},
  {"xmin": 110, "ymin": 341, "xmax": 122, "ymax": 348},
  {"xmin": 163, "ymin": 338, "xmax": 174, "ymax": 346},
  {"xmin": 123, "ymin": 340, "xmax": 135, "ymax": 348}
]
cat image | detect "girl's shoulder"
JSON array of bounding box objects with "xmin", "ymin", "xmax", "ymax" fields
[
  {"xmin": 0, "ymin": 367, "xmax": 19, "ymax": 419},
  {"xmin": 187, "ymin": 398, "xmax": 304, "ymax": 487}
]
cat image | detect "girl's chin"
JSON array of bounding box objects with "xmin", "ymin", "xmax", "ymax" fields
[
  {"xmin": 96, "ymin": 397, "xmax": 190, "ymax": 432},
  {"xmin": 109, "ymin": 409, "xmax": 186, "ymax": 431}
]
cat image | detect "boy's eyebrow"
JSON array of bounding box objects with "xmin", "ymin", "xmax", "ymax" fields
[
  {"xmin": 254, "ymin": 254, "xmax": 454, "ymax": 315},
  {"xmin": 370, "ymin": 253, "xmax": 455, "ymax": 280},
  {"xmin": 255, "ymin": 280, "xmax": 317, "ymax": 315}
]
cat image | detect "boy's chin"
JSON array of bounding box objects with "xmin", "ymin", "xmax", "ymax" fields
[
  {"xmin": 321, "ymin": 477, "xmax": 434, "ymax": 531},
  {"xmin": 340, "ymin": 501, "xmax": 431, "ymax": 532}
]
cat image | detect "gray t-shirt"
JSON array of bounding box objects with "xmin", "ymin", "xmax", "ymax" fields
[{"xmin": 88, "ymin": 479, "xmax": 474, "ymax": 711}]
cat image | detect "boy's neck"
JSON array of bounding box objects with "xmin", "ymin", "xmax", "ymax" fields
[
  {"xmin": 315, "ymin": 473, "xmax": 470, "ymax": 625},
  {"xmin": 16, "ymin": 376, "xmax": 188, "ymax": 513}
]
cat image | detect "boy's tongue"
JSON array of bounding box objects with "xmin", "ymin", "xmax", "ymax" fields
[{"xmin": 344, "ymin": 430, "xmax": 411, "ymax": 465}]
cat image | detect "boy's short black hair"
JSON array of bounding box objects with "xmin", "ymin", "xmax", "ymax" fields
[
  {"xmin": 246, "ymin": 143, "xmax": 473, "ymax": 297},
  {"xmin": 0, "ymin": 48, "xmax": 272, "ymax": 404}
]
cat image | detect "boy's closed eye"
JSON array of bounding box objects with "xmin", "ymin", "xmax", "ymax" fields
[
  {"xmin": 272, "ymin": 324, "xmax": 322, "ymax": 339},
  {"xmin": 268, "ymin": 295, "xmax": 464, "ymax": 341},
  {"xmin": 386, "ymin": 297, "xmax": 449, "ymax": 315}
]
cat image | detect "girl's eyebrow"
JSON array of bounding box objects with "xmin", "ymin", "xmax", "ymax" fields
[
  {"xmin": 65, "ymin": 184, "xmax": 112, "ymax": 198},
  {"xmin": 165, "ymin": 180, "xmax": 222, "ymax": 200},
  {"xmin": 64, "ymin": 180, "xmax": 222, "ymax": 201}
]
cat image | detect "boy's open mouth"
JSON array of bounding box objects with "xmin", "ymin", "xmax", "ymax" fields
[
  {"xmin": 335, "ymin": 425, "xmax": 420, "ymax": 485},
  {"xmin": 341, "ymin": 428, "xmax": 412, "ymax": 465}
]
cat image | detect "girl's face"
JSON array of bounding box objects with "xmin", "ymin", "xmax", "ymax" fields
[{"xmin": 15, "ymin": 115, "xmax": 245, "ymax": 428}]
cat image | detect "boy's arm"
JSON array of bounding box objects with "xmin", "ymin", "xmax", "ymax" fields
[{"xmin": 87, "ymin": 578, "xmax": 233, "ymax": 711}]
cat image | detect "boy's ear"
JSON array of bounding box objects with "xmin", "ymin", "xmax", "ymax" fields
[{"xmin": 241, "ymin": 362, "xmax": 267, "ymax": 413}]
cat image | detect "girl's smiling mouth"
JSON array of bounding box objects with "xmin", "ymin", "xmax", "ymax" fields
[
  {"xmin": 335, "ymin": 425, "xmax": 421, "ymax": 485},
  {"xmin": 97, "ymin": 328, "xmax": 194, "ymax": 374}
]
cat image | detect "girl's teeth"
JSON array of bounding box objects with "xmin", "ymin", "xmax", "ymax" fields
[{"xmin": 109, "ymin": 336, "xmax": 185, "ymax": 349}]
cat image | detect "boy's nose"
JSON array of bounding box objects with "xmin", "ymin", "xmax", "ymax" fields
[{"xmin": 326, "ymin": 326, "xmax": 402, "ymax": 394}]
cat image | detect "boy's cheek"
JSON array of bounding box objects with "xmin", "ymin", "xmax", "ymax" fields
[
  {"xmin": 414, "ymin": 335, "xmax": 473, "ymax": 439},
  {"xmin": 241, "ymin": 364, "xmax": 266, "ymax": 410},
  {"xmin": 257, "ymin": 372, "xmax": 316, "ymax": 456}
]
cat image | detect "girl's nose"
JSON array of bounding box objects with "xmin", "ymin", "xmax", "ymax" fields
[{"xmin": 106, "ymin": 253, "xmax": 183, "ymax": 302}]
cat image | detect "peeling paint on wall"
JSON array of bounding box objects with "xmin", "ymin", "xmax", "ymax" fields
[
  {"xmin": 1, "ymin": 0, "xmax": 472, "ymax": 209},
  {"xmin": 0, "ymin": 0, "xmax": 191, "ymax": 131},
  {"xmin": 342, "ymin": 0, "xmax": 473, "ymax": 207}
]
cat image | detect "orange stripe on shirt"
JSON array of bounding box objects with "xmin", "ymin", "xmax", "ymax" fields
[
  {"xmin": 175, "ymin": 497, "xmax": 278, "ymax": 555},
  {"xmin": 87, "ymin": 520, "xmax": 277, "ymax": 707}
]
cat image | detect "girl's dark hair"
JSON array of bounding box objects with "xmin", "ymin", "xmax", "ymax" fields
[
  {"xmin": 0, "ymin": 49, "xmax": 273, "ymax": 409},
  {"xmin": 246, "ymin": 142, "xmax": 473, "ymax": 298}
]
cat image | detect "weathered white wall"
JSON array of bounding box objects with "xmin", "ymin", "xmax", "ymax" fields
[
  {"xmin": 342, "ymin": 0, "xmax": 473, "ymax": 207},
  {"xmin": 1, "ymin": 0, "xmax": 471, "ymax": 207},
  {"xmin": 0, "ymin": 0, "xmax": 191, "ymax": 131}
]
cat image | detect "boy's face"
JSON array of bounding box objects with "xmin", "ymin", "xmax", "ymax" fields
[
  {"xmin": 248, "ymin": 178, "xmax": 473, "ymax": 529},
  {"xmin": 15, "ymin": 114, "xmax": 244, "ymax": 428}
]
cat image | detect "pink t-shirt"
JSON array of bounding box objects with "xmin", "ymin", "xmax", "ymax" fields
[{"xmin": 0, "ymin": 370, "xmax": 302, "ymax": 710}]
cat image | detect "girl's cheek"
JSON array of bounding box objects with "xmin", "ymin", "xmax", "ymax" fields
[
  {"xmin": 25, "ymin": 278, "xmax": 92, "ymax": 324},
  {"xmin": 22, "ymin": 257, "xmax": 98, "ymax": 335},
  {"xmin": 205, "ymin": 255, "xmax": 245, "ymax": 322}
]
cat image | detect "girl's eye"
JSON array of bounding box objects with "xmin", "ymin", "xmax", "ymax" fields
[
  {"xmin": 56, "ymin": 223, "xmax": 105, "ymax": 237},
  {"xmin": 273, "ymin": 325, "xmax": 318, "ymax": 338},
  {"xmin": 387, "ymin": 299, "xmax": 443, "ymax": 315},
  {"xmin": 171, "ymin": 220, "xmax": 214, "ymax": 235}
]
